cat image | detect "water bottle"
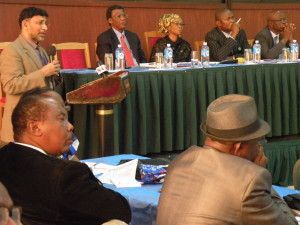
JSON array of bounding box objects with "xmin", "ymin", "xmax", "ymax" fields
[
  {"xmin": 163, "ymin": 44, "xmax": 173, "ymax": 68},
  {"xmin": 252, "ymin": 40, "xmax": 261, "ymax": 63},
  {"xmin": 201, "ymin": 42, "xmax": 210, "ymax": 67},
  {"xmin": 290, "ymin": 40, "xmax": 299, "ymax": 62},
  {"xmin": 115, "ymin": 44, "xmax": 125, "ymax": 70}
]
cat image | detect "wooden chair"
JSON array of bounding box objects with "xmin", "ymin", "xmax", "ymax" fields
[
  {"xmin": 144, "ymin": 31, "xmax": 164, "ymax": 62},
  {"xmin": 293, "ymin": 159, "xmax": 300, "ymax": 190},
  {"xmin": 52, "ymin": 42, "xmax": 91, "ymax": 69},
  {"xmin": 95, "ymin": 42, "xmax": 99, "ymax": 62},
  {"xmin": 0, "ymin": 42, "xmax": 11, "ymax": 53},
  {"xmin": 194, "ymin": 40, "xmax": 205, "ymax": 52},
  {"xmin": 0, "ymin": 42, "xmax": 9, "ymax": 139},
  {"xmin": 248, "ymin": 39, "xmax": 254, "ymax": 47},
  {"xmin": 0, "ymin": 83, "xmax": 5, "ymax": 140}
]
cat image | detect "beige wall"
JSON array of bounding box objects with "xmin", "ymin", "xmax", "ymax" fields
[{"xmin": 0, "ymin": 0, "xmax": 300, "ymax": 65}]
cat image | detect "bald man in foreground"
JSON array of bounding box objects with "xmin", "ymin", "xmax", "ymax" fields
[
  {"xmin": 0, "ymin": 88, "xmax": 131, "ymax": 225},
  {"xmin": 254, "ymin": 10, "xmax": 296, "ymax": 59}
]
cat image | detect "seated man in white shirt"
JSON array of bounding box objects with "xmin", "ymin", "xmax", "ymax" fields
[
  {"xmin": 96, "ymin": 5, "xmax": 146, "ymax": 67},
  {"xmin": 254, "ymin": 10, "xmax": 296, "ymax": 59}
]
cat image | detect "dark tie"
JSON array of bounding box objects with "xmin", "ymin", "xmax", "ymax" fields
[
  {"xmin": 121, "ymin": 34, "xmax": 135, "ymax": 67},
  {"xmin": 36, "ymin": 46, "xmax": 57, "ymax": 89},
  {"xmin": 36, "ymin": 46, "xmax": 48, "ymax": 66},
  {"xmin": 274, "ymin": 36, "xmax": 279, "ymax": 45}
]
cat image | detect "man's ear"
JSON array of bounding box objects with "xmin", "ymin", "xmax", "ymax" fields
[
  {"xmin": 22, "ymin": 20, "xmax": 29, "ymax": 30},
  {"xmin": 108, "ymin": 18, "xmax": 113, "ymax": 26},
  {"xmin": 215, "ymin": 20, "xmax": 221, "ymax": 28},
  {"xmin": 232, "ymin": 142, "xmax": 243, "ymax": 156},
  {"xmin": 27, "ymin": 121, "xmax": 42, "ymax": 137}
]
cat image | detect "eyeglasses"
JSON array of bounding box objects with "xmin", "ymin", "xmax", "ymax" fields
[
  {"xmin": 0, "ymin": 206, "xmax": 22, "ymax": 225},
  {"xmin": 172, "ymin": 22, "xmax": 185, "ymax": 27},
  {"xmin": 113, "ymin": 14, "xmax": 128, "ymax": 20},
  {"xmin": 27, "ymin": 19, "xmax": 50, "ymax": 27},
  {"xmin": 271, "ymin": 18, "xmax": 287, "ymax": 23}
]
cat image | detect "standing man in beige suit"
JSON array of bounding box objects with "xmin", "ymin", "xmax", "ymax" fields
[
  {"xmin": 157, "ymin": 94, "xmax": 297, "ymax": 225},
  {"xmin": 0, "ymin": 7, "xmax": 60, "ymax": 146}
]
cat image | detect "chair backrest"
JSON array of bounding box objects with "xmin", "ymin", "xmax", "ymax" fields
[
  {"xmin": 0, "ymin": 83, "xmax": 6, "ymax": 140},
  {"xmin": 52, "ymin": 42, "xmax": 91, "ymax": 69},
  {"xmin": 248, "ymin": 39, "xmax": 254, "ymax": 47},
  {"xmin": 293, "ymin": 159, "xmax": 300, "ymax": 190},
  {"xmin": 144, "ymin": 31, "xmax": 164, "ymax": 62},
  {"xmin": 194, "ymin": 40, "xmax": 204, "ymax": 52},
  {"xmin": 95, "ymin": 42, "xmax": 99, "ymax": 62},
  {"xmin": 0, "ymin": 42, "xmax": 12, "ymax": 54}
]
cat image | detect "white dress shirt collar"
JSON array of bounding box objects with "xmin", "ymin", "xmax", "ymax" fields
[{"xmin": 14, "ymin": 142, "xmax": 49, "ymax": 156}]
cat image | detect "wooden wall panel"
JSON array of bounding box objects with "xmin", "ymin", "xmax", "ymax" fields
[{"xmin": 0, "ymin": 0, "xmax": 300, "ymax": 66}]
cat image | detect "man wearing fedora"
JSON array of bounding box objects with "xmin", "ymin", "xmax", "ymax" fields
[{"xmin": 156, "ymin": 94, "xmax": 297, "ymax": 225}]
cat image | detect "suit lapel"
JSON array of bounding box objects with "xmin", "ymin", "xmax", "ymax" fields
[
  {"xmin": 18, "ymin": 35, "xmax": 43, "ymax": 69},
  {"xmin": 109, "ymin": 28, "xmax": 119, "ymax": 45},
  {"xmin": 266, "ymin": 28, "xmax": 275, "ymax": 48},
  {"xmin": 216, "ymin": 28, "xmax": 227, "ymax": 45},
  {"xmin": 125, "ymin": 31, "xmax": 133, "ymax": 49}
]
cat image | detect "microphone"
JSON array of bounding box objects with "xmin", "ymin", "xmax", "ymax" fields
[
  {"xmin": 46, "ymin": 45, "xmax": 57, "ymax": 63},
  {"xmin": 96, "ymin": 60, "xmax": 109, "ymax": 78},
  {"xmin": 46, "ymin": 46, "xmax": 63, "ymax": 86}
]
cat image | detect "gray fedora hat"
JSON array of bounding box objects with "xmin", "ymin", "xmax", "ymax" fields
[{"xmin": 200, "ymin": 94, "xmax": 270, "ymax": 141}]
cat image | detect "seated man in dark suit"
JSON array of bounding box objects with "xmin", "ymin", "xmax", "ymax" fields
[
  {"xmin": 0, "ymin": 88, "xmax": 131, "ymax": 225},
  {"xmin": 0, "ymin": 182, "xmax": 21, "ymax": 225},
  {"xmin": 205, "ymin": 8, "xmax": 250, "ymax": 61},
  {"xmin": 96, "ymin": 5, "xmax": 146, "ymax": 67},
  {"xmin": 254, "ymin": 10, "xmax": 296, "ymax": 59}
]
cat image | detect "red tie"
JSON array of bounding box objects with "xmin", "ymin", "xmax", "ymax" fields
[{"xmin": 121, "ymin": 34, "xmax": 135, "ymax": 67}]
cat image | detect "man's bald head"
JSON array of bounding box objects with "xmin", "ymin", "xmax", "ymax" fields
[
  {"xmin": 267, "ymin": 10, "xmax": 285, "ymax": 22},
  {"xmin": 266, "ymin": 10, "xmax": 287, "ymax": 33},
  {"xmin": 215, "ymin": 8, "xmax": 232, "ymax": 21}
]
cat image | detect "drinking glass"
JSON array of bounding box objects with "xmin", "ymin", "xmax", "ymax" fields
[
  {"xmin": 244, "ymin": 49, "xmax": 252, "ymax": 63},
  {"xmin": 104, "ymin": 53, "xmax": 114, "ymax": 70},
  {"xmin": 191, "ymin": 51, "xmax": 199, "ymax": 67},
  {"xmin": 281, "ymin": 48, "xmax": 290, "ymax": 62},
  {"xmin": 155, "ymin": 52, "xmax": 163, "ymax": 69}
]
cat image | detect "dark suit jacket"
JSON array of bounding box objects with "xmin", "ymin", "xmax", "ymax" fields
[
  {"xmin": 0, "ymin": 143, "xmax": 131, "ymax": 225},
  {"xmin": 254, "ymin": 26, "xmax": 289, "ymax": 59},
  {"xmin": 205, "ymin": 27, "xmax": 250, "ymax": 61},
  {"xmin": 96, "ymin": 28, "xmax": 146, "ymax": 65}
]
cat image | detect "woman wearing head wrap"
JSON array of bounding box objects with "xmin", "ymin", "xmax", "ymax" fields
[{"xmin": 150, "ymin": 13, "xmax": 192, "ymax": 63}]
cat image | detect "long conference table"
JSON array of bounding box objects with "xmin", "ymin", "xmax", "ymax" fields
[
  {"xmin": 60, "ymin": 62, "xmax": 300, "ymax": 186},
  {"xmin": 83, "ymin": 154, "xmax": 300, "ymax": 225}
]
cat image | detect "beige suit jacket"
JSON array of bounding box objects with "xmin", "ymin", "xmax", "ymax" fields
[
  {"xmin": 156, "ymin": 145, "xmax": 297, "ymax": 225},
  {"xmin": 0, "ymin": 35, "xmax": 49, "ymax": 142}
]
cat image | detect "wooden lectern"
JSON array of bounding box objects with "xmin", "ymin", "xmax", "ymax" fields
[{"xmin": 66, "ymin": 71, "xmax": 131, "ymax": 156}]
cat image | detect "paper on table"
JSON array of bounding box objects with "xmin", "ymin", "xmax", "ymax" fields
[
  {"xmin": 84, "ymin": 162, "xmax": 96, "ymax": 168},
  {"xmin": 98, "ymin": 159, "xmax": 141, "ymax": 188},
  {"xmin": 92, "ymin": 163, "xmax": 116, "ymax": 175},
  {"xmin": 111, "ymin": 177, "xmax": 141, "ymax": 188}
]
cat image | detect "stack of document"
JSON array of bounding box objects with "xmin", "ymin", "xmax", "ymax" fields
[{"xmin": 84, "ymin": 160, "xmax": 141, "ymax": 188}]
